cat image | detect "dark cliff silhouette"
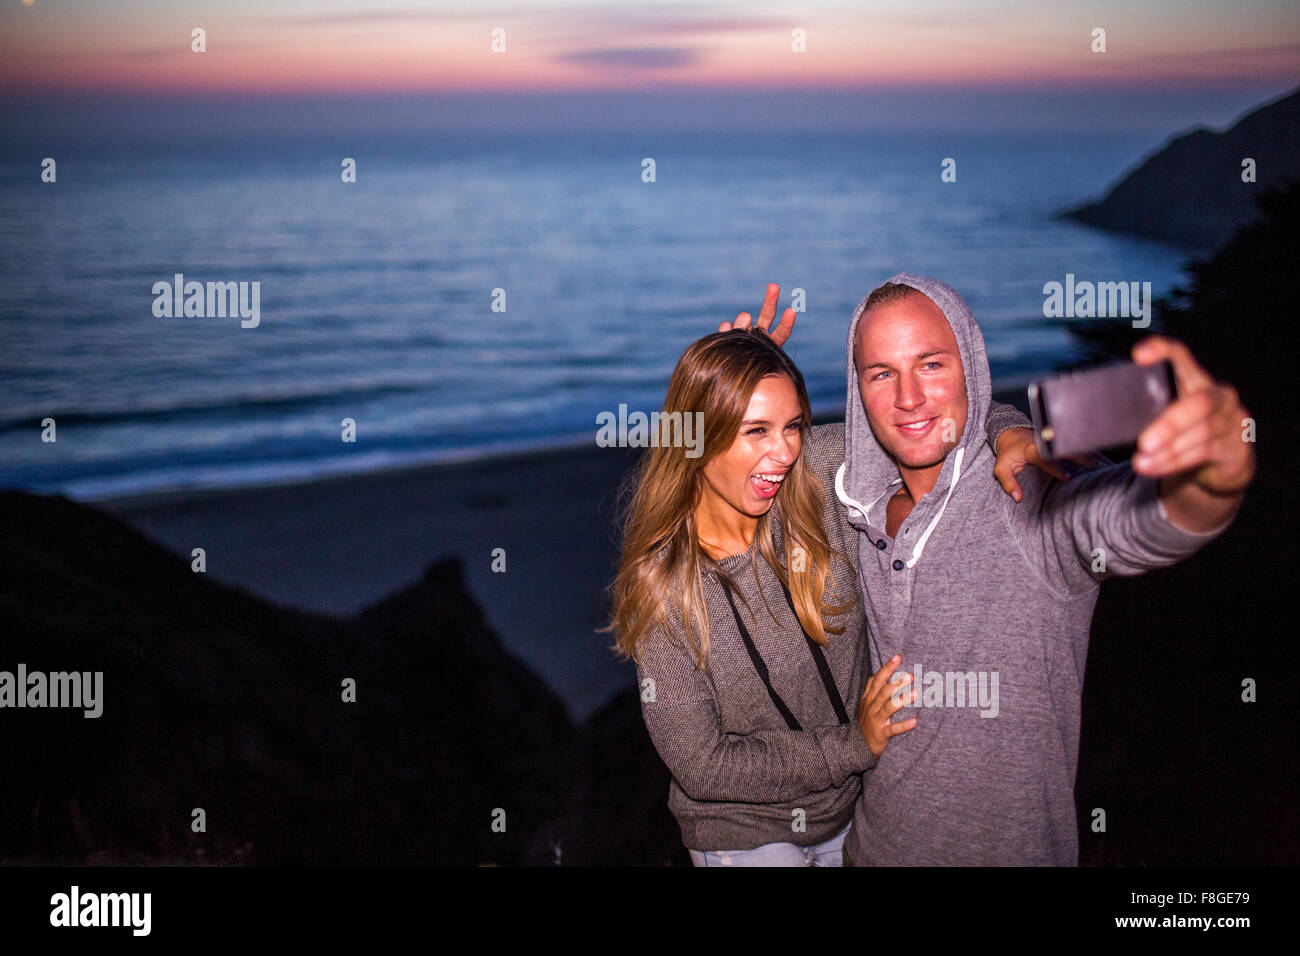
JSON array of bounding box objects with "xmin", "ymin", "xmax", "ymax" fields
[{"xmin": 1062, "ymin": 85, "xmax": 1300, "ymax": 251}]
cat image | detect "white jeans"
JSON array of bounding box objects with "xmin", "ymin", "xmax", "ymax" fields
[{"xmin": 688, "ymin": 823, "xmax": 849, "ymax": 867}]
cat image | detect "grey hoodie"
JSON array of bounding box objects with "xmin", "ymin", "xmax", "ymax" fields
[{"xmin": 835, "ymin": 273, "xmax": 1233, "ymax": 865}]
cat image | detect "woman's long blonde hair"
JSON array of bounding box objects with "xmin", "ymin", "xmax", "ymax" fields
[{"xmin": 605, "ymin": 329, "xmax": 853, "ymax": 669}]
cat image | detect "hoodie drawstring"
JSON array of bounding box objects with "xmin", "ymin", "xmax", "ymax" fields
[
  {"xmin": 836, "ymin": 448, "xmax": 965, "ymax": 571},
  {"xmin": 835, "ymin": 462, "xmax": 899, "ymax": 520},
  {"xmin": 905, "ymin": 446, "xmax": 963, "ymax": 569},
  {"xmin": 834, "ymin": 462, "xmax": 870, "ymax": 517}
]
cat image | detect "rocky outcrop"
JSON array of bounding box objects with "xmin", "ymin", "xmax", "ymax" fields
[
  {"xmin": 527, "ymin": 686, "xmax": 687, "ymax": 867},
  {"xmin": 1062, "ymin": 86, "xmax": 1300, "ymax": 250}
]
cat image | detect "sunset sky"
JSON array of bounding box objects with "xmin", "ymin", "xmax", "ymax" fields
[{"xmin": 1, "ymin": 0, "xmax": 1297, "ymax": 133}]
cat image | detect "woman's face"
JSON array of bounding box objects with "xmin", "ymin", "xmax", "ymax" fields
[{"xmin": 700, "ymin": 373, "xmax": 804, "ymax": 518}]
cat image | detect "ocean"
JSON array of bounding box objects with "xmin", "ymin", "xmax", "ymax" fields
[{"xmin": 0, "ymin": 129, "xmax": 1191, "ymax": 500}]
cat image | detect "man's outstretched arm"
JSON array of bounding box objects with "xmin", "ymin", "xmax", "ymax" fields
[{"xmin": 1018, "ymin": 336, "xmax": 1253, "ymax": 592}]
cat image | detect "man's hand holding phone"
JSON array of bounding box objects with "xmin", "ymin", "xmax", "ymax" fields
[{"xmin": 1130, "ymin": 335, "xmax": 1254, "ymax": 531}]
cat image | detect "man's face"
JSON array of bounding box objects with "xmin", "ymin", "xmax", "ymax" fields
[{"xmin": 854, "ymin": 292, "xmax": 968, "ymax": 473}]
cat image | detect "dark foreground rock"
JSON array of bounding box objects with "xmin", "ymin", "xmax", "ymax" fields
[
  {"xmin": 527, "ymin": 686, "xmax": 688, "ymax": 867},
  {"xmin": 0, "ymin": 493, "xmax": 575, "ymax": 865}
]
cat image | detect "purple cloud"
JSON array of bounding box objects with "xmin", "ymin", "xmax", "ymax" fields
[{"xmin": 556, "ymin": 46, "xmax": 702, "ymax": 70}]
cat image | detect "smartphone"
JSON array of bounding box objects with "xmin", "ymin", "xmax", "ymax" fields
[{"xmin": 1027, "ymin": 359, "xmax": 1176, "ymax": 459}]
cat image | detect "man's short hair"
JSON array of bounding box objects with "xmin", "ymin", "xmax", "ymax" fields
[{"xmin": 861, "ymin": 282, "xmax": 923, "ymax": 315}]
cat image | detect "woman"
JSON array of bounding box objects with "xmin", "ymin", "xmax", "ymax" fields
[{"xmin": 606, "ymin": 327, "xmax": 1038, "ymax": 865}]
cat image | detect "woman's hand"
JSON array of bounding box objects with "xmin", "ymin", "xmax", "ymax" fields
[
  {"xmin": 857, "ymin": 654, "xmax": 917, "ymax": 758},
  {"xmin": 719, "ymin": 283, "xmax": 797, "ymax": 345},
  {"xmin": 993, "ymin": 426, "xmax": 1072, "ymax": 502}
]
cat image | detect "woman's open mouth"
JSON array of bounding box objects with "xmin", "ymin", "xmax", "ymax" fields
[{"xmin": 749, "ymin": 471, "xmax": 787, "ymax": 499}]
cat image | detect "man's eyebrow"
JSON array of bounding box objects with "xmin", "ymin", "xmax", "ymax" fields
[{"xmin": 864, "ymin": 348, "xmax": 954, "ymax": 370}]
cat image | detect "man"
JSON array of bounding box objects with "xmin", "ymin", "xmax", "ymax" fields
[{"xmin": 725, "ymin": 275, "xmax": 1253, "ymax": 864}]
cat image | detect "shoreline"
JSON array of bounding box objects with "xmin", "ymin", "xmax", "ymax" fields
[{"xmin": 36, "ymin": 373, "xmax": 1037, "ymax": 507}]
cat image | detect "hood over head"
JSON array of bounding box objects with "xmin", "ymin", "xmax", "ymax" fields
[{"xmin": 834, "ymin": 272, "xmax": 993, "ymax": 568}]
